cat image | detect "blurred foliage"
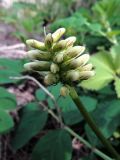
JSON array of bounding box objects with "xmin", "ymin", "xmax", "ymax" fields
[{"xmin": 0, "ymin": 0, "xmax": 120, "ymax": 160}]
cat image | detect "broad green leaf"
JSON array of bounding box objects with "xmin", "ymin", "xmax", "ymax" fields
[
  {"xmin": 0, "ymin": 58, "xmax": 24, "ymax": 84},
  {"xmin": 48, "ymin": 83, "xmax": 62, "ymax": 99},
  {"xmin": 114, "ymin": 77, "xmax": 120, "ymax": 98},
  {"xmin": 86, "ymin": 99, "xmax": 120, "ymax": 146},
  {"xmin": 95, "ymin": 100, "xmax": 120, "ymax": 137},
  {"xmin": 0, "ymin": 87, "xmax": 17, "ymax": 110},
  {"xmin": 80, "ymin": 69, "xmax": 114, "ymax": 90},
  {"xmin": 0, "ymin": 109, "xmax": 14, "ymax": 134},
  {"xmin": 107, "ymin": 30, "xmax": 120, "ymax": 37},
  {"xmin": 32, "ymin": 129, "xmax": 72, "ymax": 160},
  {"xmin": 98, "ymin": 85, "xmax": 115, "ymax": 95},
  {"xmin": 0, "ymin": 87, "xmax": 16, "ymax": 101},
  {"xmin": 80, "ymin": 51, "xmax": 115, "ymax": 90},
  {"xmin": 51, "ymin": 14, "xmax": 88, "ymax": 37},
  {"xmin": 91, "ymin": 51, "xmax": 115, "ymax": 72},
  {"xmin": 11, "ymin": 103, "xmax": 48, "ymax": 150},
  {"xmin": 0, "ymin": 70, "xmax": 21, "ymax": 84},
  {"xmin": 47, "ymin": 83, "xmax": 62, "ymax": 109},
  {"xmin": 35, "ymin": 89, "xmax": 46, "ymax": 101},
  {"xmin": 0, "ymin": 98, "xmax": 16, "ymax": 110},
  {"xmin": 87, "ymin": 23, "xmax": 103, "ymax": 35},
  {"xmin": 0, "ymin": 58, "xmax": 24, "ymax": 72},
  {"xmin": 92, "ymin": 0, "xmax": 120, "ymax": 25},
  {"xmin": 58, "ymin": 96, "xmax": 97, "ymax": 125},
  {"xmin": 110, "ymin": 45, "xmax": 120, "ymax": 71}
]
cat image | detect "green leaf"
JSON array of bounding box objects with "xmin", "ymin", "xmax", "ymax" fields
[
  {"xmin": 0, "ymin": 58, "xmax": 24, "ymax": 84},
  {"xmin": 48, "ymin": 83, "xmax": 62, "ymax": 99},
  {"xmin": 58, "ymin": 96, "xmax": 97, "ymax": 125},
  {"xmin": 0, "ymin": 87, "xmax": 17, "ymax": 110},
  {"xmin": 0, "ymin": 87, "xmax": 16, "ymax": 101},
  {"xmin": 35, "ymin": 89, "xmax": 46, "ymax": 101},
  {"xmin": 11, "ymin": 103, "xmax": 48, "ymax": 150},
  {"xmin": 107, "ymin": 30, "xmax": 120, "ymax": 37},
  {"xmin": 32, "ymin": 129, "xmax": 72, "ymax": 160},
  {"xmin": 114, "ymin": 77, "xmax": 120, "ymax": 98},
  {"xmin": 86, "ymin": 99, "xmax": 120, "ymax": 146},
  {"xmin": 98, "ymin": 85, "xmax": 115, "ymax": 95},
  {"xmin": 0, "ymin": 98, "xmax": 16, "ymax": 110},
  {"xmin": 51, "ymin": 14, "xmax": 88, "ymax": 36},
  {"xmin": 80, "ymin": 51, "xmax": 115, "ymax": 90},
  {"xmin": 0, "ymin": 109, "xmax": 14, "ymax": 134},
  {"xmin": 92, "ymin": 0, "xmax": 120, "ymax": 25},
  {"xmin": 95, "ymin": 100, "xmax": 120, "ymax": 137},
  {"xmin": 87, "ymin": 23, "xmax": 103, "ymax": 35},
  {"xmin": 110, "ymin": 45, "xmax": 120, "ymax": 71}
]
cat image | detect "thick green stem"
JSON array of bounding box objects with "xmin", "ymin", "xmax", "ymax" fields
[{"xmin": 69, "ymin": 86, "xmax": 120, "ymax": 160}]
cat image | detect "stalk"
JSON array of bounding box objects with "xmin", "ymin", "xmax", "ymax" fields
[{"xmin": 68, "ymin": 86, "xmax": 120, "ymax": 160}]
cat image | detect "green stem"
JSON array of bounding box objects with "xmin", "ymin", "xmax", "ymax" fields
[
  {"xmin": 68, "ymin": 86, "xmax": 120, "ymax": 160},
  {"xmin": 64, "ymin": 126, "xmax": 113, "ymax": 160},
  {"xmin": 47, "ymin": 107, "xmax": 113, "ymax": 160}
]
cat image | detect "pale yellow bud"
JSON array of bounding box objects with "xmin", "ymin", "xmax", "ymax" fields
[
  {"xmin": 44, "ymin": 73, "xmax": 59, "ymax": 85},
  {"xmin": 65, "ymin": 36, "xmax": 76, "ymax": 48},
  {"xmin": 45, "ymin": 33, "xmax": 53, "ymax": 49},
  {"xmin": 70, "ymin": 54, "xmax": 90, "ymax": 68},
  {"xmin": 60, "ymin": 86, "xmax": 69, "ymax": 97},
  {"xmin": 24, "ymin": 61, "xmax": 51, "ymax": 71},
  {"xmin": 52, "ymin": 40, "xmax": 67, "ymax": 52},
  {"xmin": 26, "ymin": 39, "xmax": 46, "ymax": 51},
  {"xmin": 64, "ymin": 46, "xmax": 85, "ymax": 59},
  {"xmin": 52, "ymin": 28, "xmax": 66, "ymax": 42},
  {"xmin": 50, "ymin": 63, "xmax": 59, "ymax": 73},
  {"xmin": 79, "ymin": 71, "xmax": 95, "ymax": 80},
  {"xmin": 66, "ymin": 70, "xmax": 80, "ymax": 81},
  {"xmin": 26, "ymin": 50, "xmax": 51, "ymax": 60},
  {"xmin": 53, "ymin": 52, "xmax": 64, "ymax": 63},
  {"xmin": 81, "ymin": 63, "xmax": 93, "ymax": 71}
]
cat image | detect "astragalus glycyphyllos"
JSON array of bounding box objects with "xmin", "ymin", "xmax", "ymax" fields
[{"xmin": 24, "ymin": 28, "xmax": 95, "ymax": 95}]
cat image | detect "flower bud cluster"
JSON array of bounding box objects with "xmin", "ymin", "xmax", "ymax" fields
[{"xmin": 24, "ymin": 28, "xmax": 95, "ymax": 95}]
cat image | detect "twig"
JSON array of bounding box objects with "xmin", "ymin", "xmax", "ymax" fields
[
  {"xmin": 39, "ymin": 102, "xmax": 113, "ymax": 160},
  {"xmin": 9, "ymin": 75, "xmax": 64, "ymax": 128}
]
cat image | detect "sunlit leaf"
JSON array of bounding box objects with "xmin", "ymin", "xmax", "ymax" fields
[
  {"xmin": 114, "ymin": 77, "xmax": 120, "ymax": 98},
  {"xmin": 80, "ymin": 51, "xmax": 115, "ymax": 90}
]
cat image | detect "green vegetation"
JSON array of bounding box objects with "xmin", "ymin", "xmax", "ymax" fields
[{"xmin": 0, "ymin": 0, "xmax": 120, "ymax": 160}]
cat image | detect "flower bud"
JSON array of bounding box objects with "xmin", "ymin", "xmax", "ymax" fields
[
  {"xmin": 64, "ymin": 46, "xmax": 85, "ymax": 59},
  {"xmin": 60, "ymin": 86, "xmax": 69, "ymax": 96},
  {"xmin": 70, "ymin": 54, "xmax": 90, "ymax": 68},
  {"xmin": 44, "ymin": 73, "xmax": 59, "ymax": 85},
  {"xmin": 81, "ymin": 63, "xmax": 93, "ymax": 71},
  {"xmin": 66, "ymin": 70, "xmax": 80, "ymax": 81},
  {"xmin": 53, "ymin": 52, "xmax": 64, "ymax": 63},
  {"xmin": 26, "ymin": 50, "xmax": 51, "ymax": 61},
  {"xmin": 52, "ymin": 40, "xmax": 67, "ymax": 52},
  {"xmin": 50, "ymin": 63, "xmax": 59, "ymax": 73},
  {"xmin": 24, "ymin": 61, "xmax": 51, "ymax": 71},
  {"xmin": 52, "ymin": 28, "xmax": 66, "ymax": 42},
  {"xmin": 45, "ymin": 33, "xmax": 53, "ymax": 50},
  {"xmin": 79, "ymin": 71, "xmax": 95, "ymax": 80},
  {"xmin": 65, "ymin": 36, "xmax": 76, "ymax": 48},
  {"xmin": 26, "ymin": 39, "xmax": 46, "ymax": 51}
]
